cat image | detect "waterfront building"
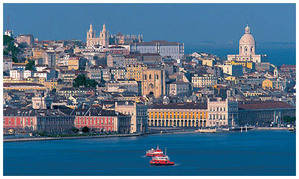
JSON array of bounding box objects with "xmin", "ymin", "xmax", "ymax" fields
[
  {"xmin": 207, "ymin": 98, "xmax": 238, "ymax": 127},
  {"xmin": 130, "ymin": 40, "xmax": 184, "ymax": 60},
  {"xmin": 148, "ymin": 103, "xmax": 208, "ymax": 128},
  {"xmin": 3, "ymin": 107, "xmax": 75, "ymax": 134},
  {"xmin": 114, "ymin": 101, "xmax": 148, "ymax": 133},
  {"xmin": 237, "ymin": 101, "xmax": 295, "ymax": 127},
  {"xmin": 74, "ymin": 106, "xmax": 131, "ymax": 134},
  {"xmin": 141, "ymin": 68, "xmax": 166, "ymax": 98},
  {"xmin": 192, "ymin": 74, "xmax": 218, "ymax": 88},
  {"xmin": 227, "ymin": 25, "xmax": 262, "ymax": 63}
]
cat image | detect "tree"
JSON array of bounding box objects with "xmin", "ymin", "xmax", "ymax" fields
[
  {"xmin": 73, "ymin": 74, "xmax": 98, "ymax": 88},
  {"xmin": 71, "ymin": 127, "xmax": 79, "ymax": 133},
  {"xmin": 25, "ymin": 60, "xmax": 35, "ymax": 71},
  {"xmin": 82, "ymin": 126, "xmax": 90, "ymax": 133},
  {"xmin": 3, "ymin": 35, "xmax": 21, "ymax": 63},
  {"xmin": 283, "ymin": 116, "xmax": 296, "ymax": 124}
]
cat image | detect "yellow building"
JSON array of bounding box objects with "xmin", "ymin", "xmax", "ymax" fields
[
  {"xmin": 227, "ymin": 60, "xmax": 254, "ymax": 69},
  {"xmin": 32, "ymin": 48, "xmax": 46, "ymax": 59},
  {"xmin": 43, "ymin": 81, "xmax": 58, "ymax": 90},
  {"xmin": 262, "ymin": 79, "xmax": 273, "ymax": 89},
  {"xmin": 68, "ymin": 57, "xmax": 79, "ymax": 70},
  {"xmin": 126, "ymin": 64, "xmax": 147, "ymax": 81},
  {"xmin": 148, "ymin": 103, "xmax": 208, "ymax": 128}
]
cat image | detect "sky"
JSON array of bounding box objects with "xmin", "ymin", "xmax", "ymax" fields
[{"xmin": 4, "ymin": 3, "xmax": 296, "ymax": 49}]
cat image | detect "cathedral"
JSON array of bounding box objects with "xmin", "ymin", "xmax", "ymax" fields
[
  {"xmin": 227, "ymin": 25, "xmax": 262, "ymax": 63},
  {"xmin": 86, "ymin": 24, "xmax": 109, "ymax": 48}
]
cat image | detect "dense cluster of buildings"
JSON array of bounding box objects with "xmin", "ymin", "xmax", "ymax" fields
[{"xmin": 3, "ymin": 24, "xmax": 296, "ymax": 135}]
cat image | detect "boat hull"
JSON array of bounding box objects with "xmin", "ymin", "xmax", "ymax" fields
[{"xmin": 150, "ymin": 161, "xmax": 174, "ymax": 165}]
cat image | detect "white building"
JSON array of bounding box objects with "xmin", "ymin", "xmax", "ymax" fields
[
  {"xmin": 114, "ymin": 101, "xmax": 148, "ymax": 134},
  {"xmin": 192, "ymin": 74, "xmax": 218, "ymax": 88},
  {"xmin": 24, "ymin": 70, "xmax": 32, "ymax": 79},
  {"xmin": 130, "ymin": 40, "xmax": 184, "ymax": 60},
  {"xmin": 227, "ymin": 25, "xmax": 262, "ymax": 63},
  {"xmin": 10, "ymin": 69, "xmax": 24, "ymax": 80},
  {"xmin": 207, "ymin": 98, "xmax": 238, "ymax": 127}
]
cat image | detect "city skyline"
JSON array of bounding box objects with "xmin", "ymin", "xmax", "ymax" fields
[
  {"xmin": 4, "ymin": 3, "xmax": 296, "ymax": 47},
  {"xmin": 3, "ymin": 3, "xmax": 296, "ymax": 176}
]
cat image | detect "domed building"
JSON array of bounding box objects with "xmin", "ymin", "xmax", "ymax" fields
[{"xmin": 227, "ymin": 25, "xmax": 261, "ymax": 63}]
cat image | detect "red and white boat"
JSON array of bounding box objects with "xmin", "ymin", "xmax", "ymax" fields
[
  {"xmin": 146, "ymin": 146, "xmax": 164, "ymax": 157},
  {"xmin": 150, "ymin": 155, "xmax": 175, "ymax": 165}
]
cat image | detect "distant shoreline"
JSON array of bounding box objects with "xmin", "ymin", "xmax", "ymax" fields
[{"xmin": 3, "ymin": 127, "xmax": 293, "ymax": 143}]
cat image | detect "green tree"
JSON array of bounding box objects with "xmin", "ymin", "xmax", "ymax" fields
[
  {"xmin": 82, "ymin": 126, "xmax": 90, "ymax": 133},
  {"xmin": 3, "ymin": 35, "xmax": 21, "ymax": 63},
  {"xmin": 283, "ymin": 116, "xmax": 296, "ymax": 124},
  {"xmin": 25, "ymin": 60, "xmax": 35, "ymax": 71},
  {"xmin": 73, "ymin": 74, "xmax": 98, "ymax": 88},
  {"xmin": 71, "ymin": 127, "xmax": 79, "ymax": 133}
]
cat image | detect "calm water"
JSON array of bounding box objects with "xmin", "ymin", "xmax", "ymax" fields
[{"xmin": 3, "ymin": 130, "xmax": 296, "ymax": 176}]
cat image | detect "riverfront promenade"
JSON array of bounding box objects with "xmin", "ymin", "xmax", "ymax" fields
[
  {"xmin": 3, "ymin": 133, "xmax": 143, "ymax": 142},
  {"xmin": 4, "ymin": 126, "xmax": 293, "ymax": 143}
]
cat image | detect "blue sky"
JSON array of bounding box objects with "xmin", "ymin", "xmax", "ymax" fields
[{"xmin": 3, "ymin": 3, "xmax": 296, "ymax": 48}]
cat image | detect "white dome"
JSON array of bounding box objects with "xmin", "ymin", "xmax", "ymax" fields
[
  {"xmin": 239, "ymin": 33, "xmax": 255, "ymax": 45},
  {"xmin": 239, "ymin": 25, "xmax": 255, "ymax": 45}
]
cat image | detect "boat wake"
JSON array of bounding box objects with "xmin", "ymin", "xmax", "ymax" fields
[{"xmin": 173, "ymin": 163, "xmax": 180, "ymax": 167}]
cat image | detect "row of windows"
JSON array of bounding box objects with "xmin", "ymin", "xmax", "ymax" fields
[
  {"xmin": 209, "ymin": 114, "xmax": 226, "ymax": 120},
  {"xmin": 144, "ymin": 74, "xmax": 159, "ymax": 80},
  {"xmin": 149, "ymin": 112, "xmax": 207, "ymax": 119},
  {"xmin": 210, "ymin": 107, "xmax": 226, "ymax": 112}
]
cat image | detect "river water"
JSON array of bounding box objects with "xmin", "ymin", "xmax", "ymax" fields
[{"xmin": 3, "ymin": 130, "xmax": 296, "ymax": 176}]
